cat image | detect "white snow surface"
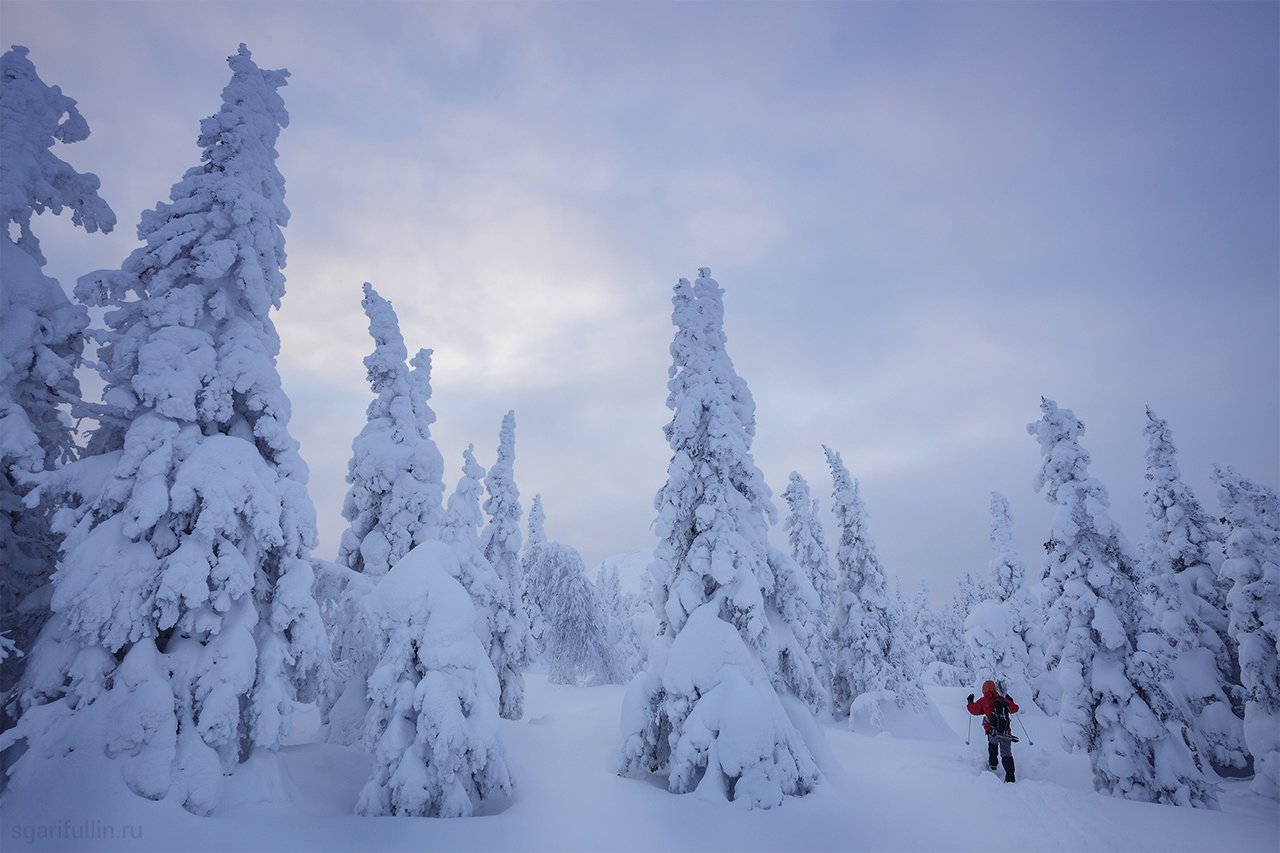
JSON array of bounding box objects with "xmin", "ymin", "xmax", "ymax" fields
[{"xmin": 1, "ymin": 679, "xmax": 1274, "ymax": 852}]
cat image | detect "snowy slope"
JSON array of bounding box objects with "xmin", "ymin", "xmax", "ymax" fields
[{"xmin": 2, "ymin": 677, "xmax": 1275, "ymax": 852}]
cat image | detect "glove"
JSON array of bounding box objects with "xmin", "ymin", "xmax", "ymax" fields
[
  {"xmin": 1005, "ymin": 694, "xmax": 1013, "ymax": 703},
  {"xmin": 967, "ymin": 693, "xmax": 974, "ymax": 704}
]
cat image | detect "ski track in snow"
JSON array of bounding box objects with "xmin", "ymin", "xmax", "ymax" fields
[{"xmin": 1, "ymin": 680, "xmax": 1276, "ymax": 852}]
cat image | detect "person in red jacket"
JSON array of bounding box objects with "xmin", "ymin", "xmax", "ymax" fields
[{"xmin": 967, "ymin": 679, "xmax": 1020, "ymax": 782}]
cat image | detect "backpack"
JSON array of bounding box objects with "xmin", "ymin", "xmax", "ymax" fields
[{"xmin": 987, "ymin": 697, "xmax": 1012, "ymax": 737}]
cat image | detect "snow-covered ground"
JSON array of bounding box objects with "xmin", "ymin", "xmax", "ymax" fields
[{"xmin": 3, "ymin": 678, "xmax": 1275, "ymax": 852}]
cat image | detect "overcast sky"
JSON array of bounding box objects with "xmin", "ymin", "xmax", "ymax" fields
[{"xmin": 5, "ymin": 1, "xmax": 1278, "ymax": 602}]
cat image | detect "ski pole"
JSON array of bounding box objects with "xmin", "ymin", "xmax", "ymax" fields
[
  {"xmin": 1017, "ymin": 714, "xmax": 1034, "ymax": 746},
  {"xmin": 965, "ymin": 715, "xmax": 972, "ymax": 746}
]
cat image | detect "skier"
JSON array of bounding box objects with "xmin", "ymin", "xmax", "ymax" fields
[{"xmin": 967, "ymin": 680, "xmax": 1019, "ymax": 782}]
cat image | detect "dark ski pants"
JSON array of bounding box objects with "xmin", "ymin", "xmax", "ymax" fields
[{"xmin": 987, "ymin": 733, "xmax": 1016, "ymax": 782}]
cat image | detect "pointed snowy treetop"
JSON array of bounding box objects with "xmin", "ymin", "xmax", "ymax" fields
[
  {"xmin": 1143, "ymin": 407, "xmax": 1220, "ymax": 572},
  {"xmin": 527, "ymin": 493, "xmax": 546, "ymax": 549},
  {"xmin": 338, "ymin": 281, "xmax": 446, "ymax": 577},
  {"xmin": 783, "ymin": 471, "xmax": 811, "ymax": 508},
  {"xmin": 481, "ymin": 410, "xmax": 522, "ymax": 561},
  {"xmin": 360, "ymin": 283, "xmax": 410, "ymax": 394},
  {"xmin": 663, "ymin": 276, "xmax": 700, "ymax": 422},
  {"xmin": 440, "ymin": 444, "xmax": 486, "ymax": 544},
  {"xmin": 409, "ymin": 347, "xmax": 437, "ymax": 432},
  {"xmin": 1143, "ymin": 407, "xmax": 1181, "ymax": 483},
  {"xmin": 72, "ymin": 44, "xmax": 307, "ymax": 470},
  {"xmin": 79, "ymin": 43, "xmax": 290, "ymax": 330},
  {"xmin": 989, "ymin": 491, "xmax": 1025, "ymax": 601},
  {"xmin": 358, "ymin": 284, "xmax": 438, "ymax": 441},
  {"xmin": 782, "ymin": 471, "xmax": 832, "ymax": 592},
  {"xmin": 1, "ymin": 44, "xmax": 115, "ymax": 264},
  {"xmin": 823, "ymin": 445, "xmax": 885, "ymax": 598},
  {"xmin": 694, "ymin": 268, "xmax": 760, "ymax": 446},
  {"xmin": 781, "ymin": 472, "xmax": 814, "ymax": 541},
  {"xmin": 1028, "ymin": 397, "xmax": 1101, "ymax": 503}
]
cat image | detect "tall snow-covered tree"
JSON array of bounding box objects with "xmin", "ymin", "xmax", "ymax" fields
[
  {"xmin": 525, "ymin": 493, "xmax": 546, "ymax": 549},
  {"xmin": 595, "ymin": 564, "xmax": 643, "ymax": 682},
  {"xmin": 892, "ymin": 578, "xmax": 926, "ymax": 686},
  {"xmin": 354, "ymin": 542, "xmax": 513, "ymax": 818},
  {"xmin": 940, "ymin": 570, "xmax": 990, "ymax": 689},
  {"xmin": 322, "ymin": 293, "xmax": 447, "ymax": 742},
  {"xmin": 541, "ymin": 541, "xmax": 615, "ymax": 686},
  {"xmin": 337, "ymin": 283, "xmax": 444, "ymax": 578},
  {"xmin": 521, "ymin": 493, "xmax": 550, "ymax": 650},
  {"xmin": 1029, "ymin": 398, "xmax": 1215, "ymax": 808},
  {"xmin": 985, "ymin": 492, "xmax": 1047, "ymax": 708},
  {"xmin": 620, "ymin": 270, "xmax": 820, "ymax": 809},
  {"xmin": 923, "ymin": 588, "xmax": 968, "ymax": 687},
  {"xmin": 782, "ymin": 471, "xmax": 835, "ymax": 708},
  {"xmin": 0, "ymin": 45, "xmax": 114, "ymax": 689},
  {"xmin": 1143, "ymin": 410, "xmax": 1247, "ymax": 775},
  {"xmin": 0, "ymin": 46, "xmax": 330, "ymax": 815},
  {"xmin": 824, "ymin": 446, "xmax": 925, "ymax": 729},
  {"xmin": 436, "ymin": 444, "xmax": 504, "ymax": 685},
  {"xmin": 519, "ymin": 493, "xmax": 614, "ymax": 683},
  {"xmin": 913, "ymin": 581, "xmax": 960, "ymax": 686},
  {"xmin": 989, "ymin": 492, "xmax": 1026, "ymax": 603},
  {"xmin": 1212, "ymin": 464, "xmax": 1280, "ymax": 798},
  {"xmin": 479, "ymin": 410, "xmax": 531, "ymax": 720}
]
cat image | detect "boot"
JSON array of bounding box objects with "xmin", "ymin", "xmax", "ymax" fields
[
  {"xmin": 988, "ymin": 743, "xmax": 999, "ymax": 770},
  {"xmin": 1002, "ymin": 755, "xmax": 1016, "ymax": 783}
]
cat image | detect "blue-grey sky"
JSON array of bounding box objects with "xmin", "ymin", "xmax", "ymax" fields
[{"xmin": 5, "ymin": 1, "xmax": 1277, "ymax": 601}]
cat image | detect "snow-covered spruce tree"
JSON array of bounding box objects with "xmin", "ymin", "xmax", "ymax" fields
[
  {"xmin": 355, "ymin": 542, "xmax": 513, "ymax": 817},
  {"xmin": 824, "ymin": 446, "xmax": 925, "ymax": 728},
  {"xmin": 1029, "ymin": 398, "xmax": 1216, "ymax": 808},
  {"xmin": 479, "ymin": 410, "xmax": 532, "ymax": 720},
  {"xmin": 914, "ymin": 581, "xmax": 959, "ymax": 686},
  {"xmin": 965, "ymin": 599, "xmax": 1032, "ymax": 702},
  {"xmin": 0, "ymin": 45, "xmax": 115, "ymax": 689},
  {"xmin": 781, "ymin": 471, "xmax": 835, "ymax": 710},
  {"xmin": 519, "ymin": 493, "xmax": 613, "ymax": 683},
  {"xmin": 989, "ymin": 493, "xmax": 1026, "ymax": 603},
  {"xmin": 914, "ymin": 583, "xmax": 963, "ymax": 688},
  {"xmin": 985, "ymin": 492, "xmax": 1047, "ymax": 708},
  {"xmin": 322, "ymin": 287, "xmax": 447, "ymax": 741},
  {"xmin": 0, "ymin": 46, "xmax": 330, "ymax": 815},
  {"xmin": 436, "ymin": 445, "xmax": 504, "ymax": 674},
  {"xmin": 1212, "ymin": 464, "xmax": 1280, "ymax": 798},
  {"xmin": 1143, "ymin": 410, "xmax": 1247, "ymax": 775},
  {"xmin": 595, "ymin": 564, "xmax": 643, "ymax": 682},
  {"xmin": 909, "ymin": 583, "xmax": 938, "ymax": 678},
  {"xmin": 620, "ymin": 269, "xmax": 820, "ymax": 808},
  {"xmin": 337, "ymin": 284, "xmax": 444, "ymax": 578},
  {"xmin": 892, "ymin": 578, "xmax": 926, "ymax": 687},
  {"xmin": 520, "ymin": 493, "xmax": 550, "ymax": 651},
  {"xmin": 542, "ymin": 541, "xmax": 615, "ymax": 686},
  {"xmin": 942, "ymin": 570, "xmax": 989, "ymax": 687}
]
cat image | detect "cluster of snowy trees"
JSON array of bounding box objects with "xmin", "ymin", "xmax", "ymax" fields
[
  {"xmin": 614, "ymin": 279, "xmax": 1275, "ymax": 813},
  {"xmin": 0, "ymin": 45, "xmax": 639, "ymax": 819},
  {"xmin": 783, "ymin": 397, "xmax": 1277, "ymax": 808},
  {"xmin": 1, "ymin": 44, "xmax": 1275, "ymax": 821}
]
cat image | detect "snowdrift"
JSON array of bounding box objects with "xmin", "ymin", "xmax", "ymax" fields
[{"xmin": 3, "ymin": 677, "xmax": 1276, "ymax": 852}]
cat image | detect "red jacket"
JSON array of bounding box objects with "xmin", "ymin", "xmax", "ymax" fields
[{"xmin": 967, "ymin": 691, "xmax": 1019, "ymax": 734}]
